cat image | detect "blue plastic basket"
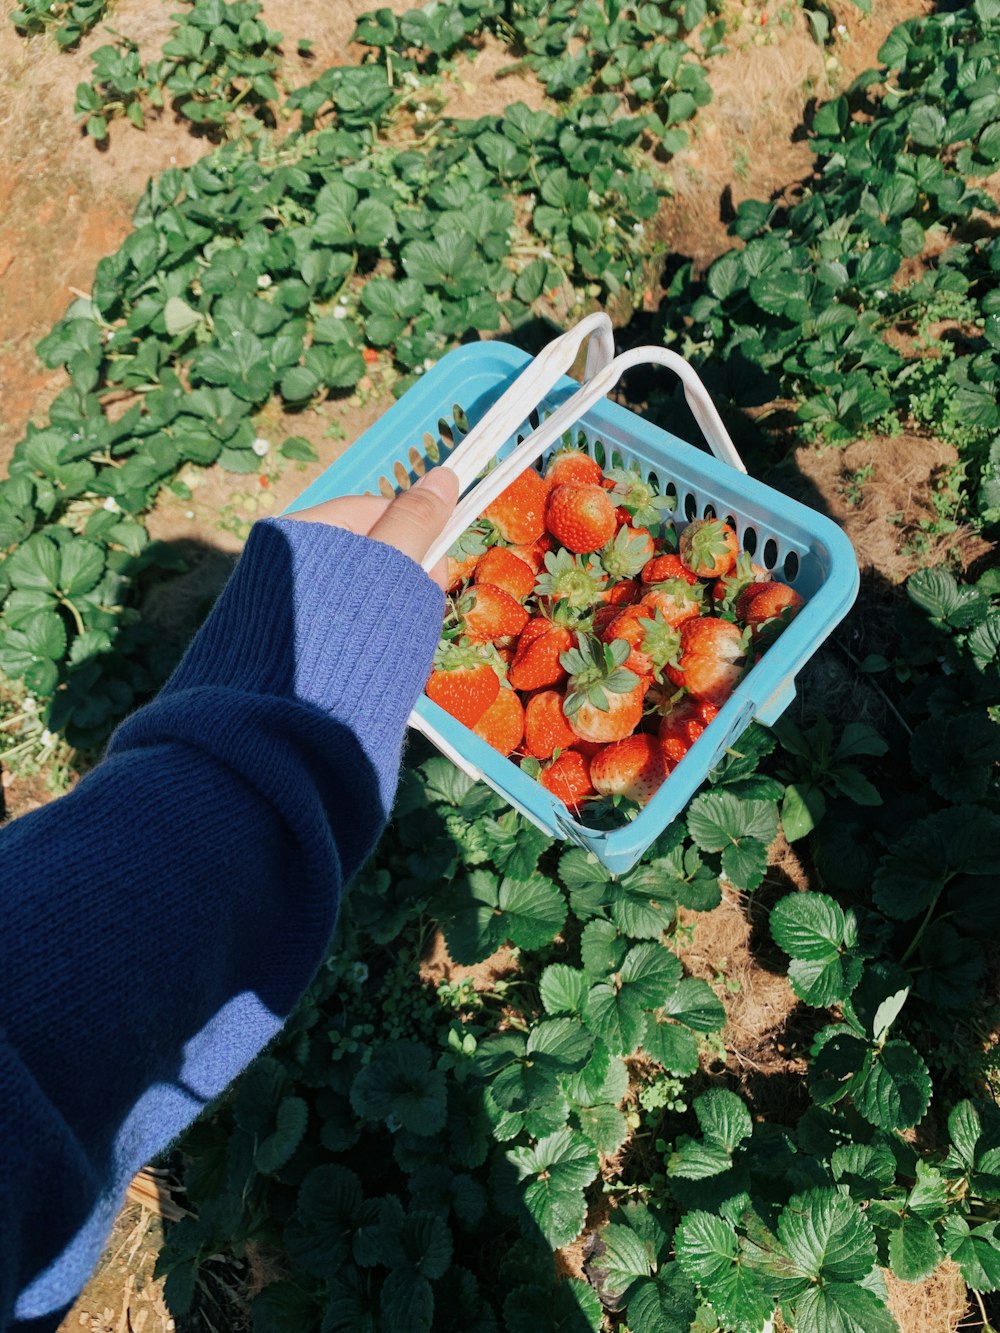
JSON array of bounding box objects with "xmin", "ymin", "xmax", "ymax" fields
[{"xmin": 288, "ymin": 319, "xmax": 859, "ymax": 874}]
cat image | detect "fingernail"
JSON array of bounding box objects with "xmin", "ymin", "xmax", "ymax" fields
[{"xmin": 415, "ymin": 467, "xmax": 458, "ymax": 503}]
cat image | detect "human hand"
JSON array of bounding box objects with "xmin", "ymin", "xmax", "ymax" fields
[{"xmin": 284, "ymin": 466, "xmax": 460, "ymax": 591}]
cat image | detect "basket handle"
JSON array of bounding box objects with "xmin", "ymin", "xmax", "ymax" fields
[
  {"xmin": 438, "ymin": 312, "xmax": 616, "ymax": 492},
  {"xmin": 422, "ymin": 343, "xmax": 746, "ymax": 571}
]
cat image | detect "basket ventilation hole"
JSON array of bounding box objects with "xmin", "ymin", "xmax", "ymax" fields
[
  {"xmin": 743, "ymin": 526, "xmax": 758, "ymax": 557},
  {"xmin": 528, "ymin": 407, "xmax": 541, "ymax": 430},
  {"xmin": 393, "ymin": 460, "xmax": 410, "ymax": 490},
  {"xmin": 762, "ymin": 538, "xmax": 779, "ymax": 570},
  {"xmin": 783, "ymin": 550, "xmax": 800, "ymax": 582},
  {"xmin": 409, "ymin": 447, "xmax": 426, "ymax": 476},
  {"xmin": 438, "ymin": 418, "xmax": 454, "ymax": 448},
  {"xmin": 683, "ymin": 492, "xmax": 698, "ymax": 521},
  {"xmin": 452, "ymin": 403, "xmax": 469, "ymax": 435},
  {"xmin": 703, "ymin": 503, "xmax": 717, "ymax": 520},
  {"xmin": 377, "ymin": 474, "xmax": 395, "ymax": 499},
  {"xmin": 664, "ymin": 481, "xmax": 678, "ymax": 503},
  {"xmin": 647, "ymin": 470, "xmax": 660, "ymax": 494},
  {"xmin": 423, "ymin": 431, "xmax": 440, "ymax": 464},
  {"xmin": 724, "ymin": 514, "xmax": 737, "ymax": 533}
]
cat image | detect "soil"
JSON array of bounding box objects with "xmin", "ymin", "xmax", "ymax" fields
[{"xmin": 0, "ymin": 0, "xmax": 981, "ymax": 1329}]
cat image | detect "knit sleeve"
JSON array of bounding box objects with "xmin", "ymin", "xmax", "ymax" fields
[{"xmin": 0, "ymin": 518, "xmax": 444, "ymax": 1328}]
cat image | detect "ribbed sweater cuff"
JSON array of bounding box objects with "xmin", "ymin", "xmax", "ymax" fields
[{"xmin": 136, "ymin": 517, "xmax": 445, "ymax": 763}]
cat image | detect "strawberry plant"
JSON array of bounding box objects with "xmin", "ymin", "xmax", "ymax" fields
[
  {"xmin": 664, "ymin": 0, "xmax": 1000, "ymax": 521},
  {"xmin": 10, "ymin": 0, "xmax": 109, "ymax": 46}
]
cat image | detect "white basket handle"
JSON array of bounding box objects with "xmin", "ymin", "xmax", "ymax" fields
[
  {"xmin": 422, "ymin": 343, "xmax": 746, "ymax": 572},
  {"xmin": 438, "ymin": 313, "xmax": 615, "ymax": 493}
]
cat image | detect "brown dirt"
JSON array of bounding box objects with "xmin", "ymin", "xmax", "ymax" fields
[
  {"xmin": 418, "ymin": 927, "xmax": 519, "ymax": 992},
  {"xmin": 59, "ymin": 1203, "xmax": 171, "ymax": 1333}
]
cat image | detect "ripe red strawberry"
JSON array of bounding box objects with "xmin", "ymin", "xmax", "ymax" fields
[
  {"xmin": 599, "ymin": 578, "xmax": 640, "ymax": 608},
  {"xmin": 446, "ymin": 525, "xmax": 489, "ymax": 591},
  {"xmin": 604, "ymin": 465, "xmax": 676, "ymax": 529},
  {"xmin": 545, "ymin": 447, "xmax": 603, "ymax": 488},
  {"xmin": 508, "ymin": 533, "xmax": 555, "ymax": 573},
  {"xmin": 561, "ymin": 633, "xmax": 646, "ymax": 743},
  {"xmin": 666, "ymin": 617, "xmax": 748, "ymax": 706},
  {"xmin": 482, "ymin": 467, "xmax": 548, "ymax": 545},
  {"xmin": 658, "ymin": 696, "xmax": 719, "ymax": 765},
  {"xmin": 524, "ymin": 688, "xmax": 577, "ymax": 759},
  {"xmin": 537, "ymin": 749, "xmax": 595, "ymax": 811},
  {"xmin": 426, "ymin": 643, "xmax": 500, "ymax": 727},
  {"xmin": 534, "ymin": 548, "xmax": 608, "ymax": 617},
  {"xmin": 600, "ymin": 525, "xmax": 656, "ymax": 579},
  {"xmin": 678, "ymin": 518, "xmax": 739, "ymax": 579},
  {"xmin": 735, "ymin": 580, "xmax": 805, "ymax": 631},
  {"xmin": 472, "ymin": 687, "xmax": 524, "ymax": 755},
  {"xmin": 456, "ymin": 583, "xmax": 529, "ymax": 644},
  {"xmin": 710, "ymin": 554, "xmax": 768, "ymax": 605},
  {"xmin": 641, "ymin": 553, "xmax": 699, "ymax": 587},
  {"xmin": 546, "ymin": 483, "xmax": 618, "ymax": 553},
  {"xmin": 639, "ymin": 578, "xmax": 704, "ymax": 629},
  {"xmin": 591, "ymin": 734, "xmax": 671, "ymax": 805},
  {"xmin": 474, "ymin": 546, "xmax": 536, "ymax": 601},
  {"xmin": 603, "ymin": 605, "xmax": 682, "ymax": 682},
  {"xmin": 508, "ymin": 620, "xmax": 574, "ymax": 692}
]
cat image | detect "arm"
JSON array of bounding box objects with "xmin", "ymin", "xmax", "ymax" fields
[{"xmin": 0, "ymin": 481, "xmax": 454, "ymax": 1326}]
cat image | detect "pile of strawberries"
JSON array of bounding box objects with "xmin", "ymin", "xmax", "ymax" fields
[{"xmin": 425, "ymin": 448, "xmax": 804, "ymax": 817}]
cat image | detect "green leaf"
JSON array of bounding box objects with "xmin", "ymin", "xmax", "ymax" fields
[
  {"xmin": 662, "ymin": 977, "xmax": 726, "ymax": 1033},
  {"xmin": 163, "ymin": 296, "xmax": 201, "ymax": 337},
  {"xmin": 540, "ymin": 964, "xmax": 589, "ymax": 1017},
  {"xmin": 285, "ymin": 1164, "xmax": 364, "ymax": 1276},
  {"xmin": 850, "ymin": 1040, "xmax": 932, "ymax": 1132},
  {"xmin": 776, "ymin": 1188, "xmax": 877, "ymax": 1283},
  {"xmin": 597, "ymin": 1221, "xmax": 653, "ymax": 1302},
  {"xmin": 625, "ymin": 1268, "xmax": 699, "ymax": 1333},
  {"xmin": 675, "ymin": 1212, "xmax": 773, "ymax": 1333},
  {"xmin": 586, "ymin": 981, "xmax": 647, "ymax": 1055},
  {"xmin": 643, "ymin": 1018, "xmax": 699, "ymax": 1076},
  {"xmin": 380, "ymin": 1269, "xmax": 433, "ymax": 1333},
  {"xmin": 280, "ymin": 436, "xmax": 319, "ymax": 462},
  {"xmin": 502, "ymin": 1128, "xmax": 599, "ymax": 1248},
  {"xmin": 254, "ymin": 1095, "xmax": 308, "ymax": 1174},
  {"xmin": 791, "ymin": 1281, "xmax": 898, "ymax": 1333},
  {"xmin": 887, "ymin": 1215, "xmax": 942, "ymax": 1282},
  {"xmin": 349, "ymin": 1041, "xmax": 446, "ymax": 1135},
  {"xmin": 942, "ymin": 1215, "xmax": 1000, "ymax": 1291},
  {"xmin": 575, "ymin": 1102, "xmax": 628, "ymax": 1154}
]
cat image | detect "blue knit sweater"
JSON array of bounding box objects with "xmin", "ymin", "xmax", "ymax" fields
[{"xmin": 0, "ymin": 518, "xmax": 444, "ymax": 1329}]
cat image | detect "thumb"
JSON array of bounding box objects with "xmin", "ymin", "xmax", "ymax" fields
[{"xmin": 366, "ymin": 466, "xmax": 460, "ymax": 589}]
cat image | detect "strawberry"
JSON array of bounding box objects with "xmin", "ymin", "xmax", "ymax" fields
[
  {"xmin": 710, "ymin": 553, "xmax": 768, "ymax": 605},
  {"xmin": 641, "ymin": 553, "xmax": 699, "ymax": 586},
  {"xmin": 545, "ymin": 447, "xmax": 603, "ymax": 488},
  {"xmin": 560, "ymin": 633, "xmax": 646, "ymax": 743},
  {"xmin": 591, "ymin": 734, "xmax": 671, "ymax": 805},
  {"xmin": 474, "ymin": 546, "xmax": 536, "ymax": 601},
  {"xmin": 508, "ymin": 620, "xmax": 574, "ymax": 692},
  {"xmin": 604, "ymin": 465, "xmax": 675, "ymax": 529},
  {"xmin": 600, "ymin": 524, "xmax": 656, "ymax": 579},
  {"xmin": 678, "ymin": 518, "xmax": 739, "ymax": 579},
  {"xmin": 446, "ymin": 525, "xmax": 489, "ymax": 591},
  {"xmin": 536, "ymin": 749, "xmax": 595, "ymax": 811},
  {"xmin": 426, "ymin": 643, "xmax": 500, "ymax": 727},
  {"xmin": 603, "ymin": 605, "xmax": 682, "ymax": 682},
  {"xmin": 472, "ymin": 686, "xmax": 524, "ymax": 755},
  {"xmin": 639, "ymin": 578, "xmax": 704, "ymax": 628},
  {"xmin": 546, "ymin": 483, "xmax": 618, "ymax": 553},
  {"xmin": 456, "ymin": 583, "xmax": 529, "ymax": 644},
  {"xmin": 598, "ymin": 577, "xmax": 640, "ymax": 608},
  {"xmin": 657, "ymin": 695, "xmax": 719, "ymax": 765},
  {"xmin": 666, "ymin": 617, "xmax": 748, "ymax": 706},
  {"xmin": 524, "ymin": 688, "xmax": 577, "ymax": 759},
  {"xmin": 482, "ymin": 467, "xmax": 548, "ymax": 545},
  {"xmin": 534, "ymin": 548, "xmax": 608, "ymax": 617},
  {"xmin": 736, "ymin": 580, "xmax": 805, "ymax": 644},
  {"xmin": 508, "ymin": 532, "xmax": 555, "ymax": 573}
]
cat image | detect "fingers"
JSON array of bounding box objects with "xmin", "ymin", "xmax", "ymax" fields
[
  {"xmin": 284, "ymin": 494, "xmax": 391, "ymax": 535},
  {"xmin": 366, "ymin": 467, "xmax": 460, "ymax": 590}
]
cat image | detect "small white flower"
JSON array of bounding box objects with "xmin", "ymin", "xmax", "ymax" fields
[
  {"xmin": 633, "ymin": 222, "xmax": 644, "ymax": 234},
  {"xmin": 606, "ymin": 217, "xmax": 618, "ymax": 231},
  {"xmin": 71, "ymin": 432, "xmax": 82, "ymax": 442},
  {"xmin": 252, "ymin": 437, "xmax": 270, "ymax": 457},
  {"xmin": 875, "ymin": 290, "xmax": 886, "ymax": 301},
  {"xmin": 102, "ymin": 496, "xmax": 120, "ymax": 513},
  {"xmin": 185, "ymin": 509, "xmax": 195, "ymax": 519},
  {"xmin": 541, "ymin": 248, "xmax": 554, "ymax": 260},
  {"xmin": 350, "ymin": 961, "xmax": 369, "ymax": 984},
  {"xmin": 625, "ymin": 269, "xmax": 632, "ymax": 280},
  {"xmin": 588, "ymin": 190, "xmax": 600, "ymax": 206},
  {"xmin": 40, "ymin": 729, "xmax": 56, "ymax": 747},
  {"xmin": 333, "ymin": 305, "xmax": 349, "ymax": 320},
  {"xmin": 415, "ymin": 108, "xmax": 427, "ymax": 122},
  {"xmin": 23, "ymin": 698, "xmax": 37, "ymax": 714},
  {"xmin": 257, "ymin": 273, "xmax": 272, "ymax": 289},
  {"xmin": 415, "ymin": 366, "xmax": 424, "ymax": 375},
  {"xmin": 423, "ymin": 358, "xmax": 435, "ymax": 372},
  {"xmin": 837, "ymin": 23, "xmax": 846, "ymax": 34}
]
